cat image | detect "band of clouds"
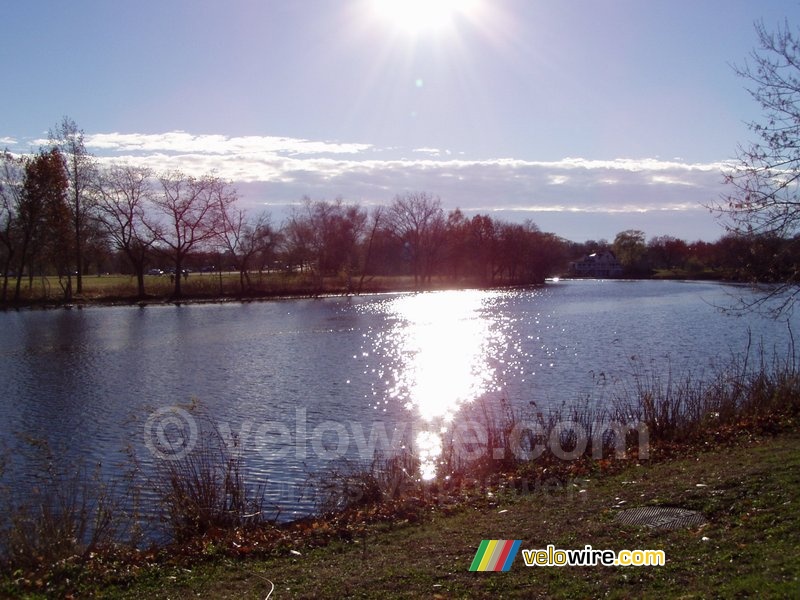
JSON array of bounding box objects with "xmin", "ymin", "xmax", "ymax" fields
[
  {"xmin": 32, "ymin": 130, "xmax": 728, "ymax": 214},
  {"xmin": 84, "ymin": 131, "xmax": 373, "ymax": 156}
]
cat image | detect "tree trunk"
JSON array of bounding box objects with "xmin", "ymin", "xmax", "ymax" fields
[
  {"xmin": 13, "ymin": 271, "xmax": 23, "ymax": 303},
  {"xmin": 136, "ymin": 269, "xmax": 146, "ymax": 298},
  {"xmin": 1, "ymin": 252, "xmax": 12, "ymax": 304},
  {"xmin": 173, "ymin": 257, "xmax": 183, "ymax": 298},
  {"xmin": 63, "ymin": 272, "xmax": 73, "ymax": 302},
  {"xmin": 74, "ymin": 185, "xmax": 83, "ymax": 295},
  {"xmin": 75, "ymin": 227, "xmax": 83, "ymax": 294},
  {"xmin": 14, "ymin": 239, "xmax": 29, "ymax": 303}
]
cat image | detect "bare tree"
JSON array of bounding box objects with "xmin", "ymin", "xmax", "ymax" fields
[
  {"xmin": 469, "ymin": 214, "xmax": 498, "ymax": 285},
  {"xmin": 283, "ymin": 199, "xmax": 316, "ymax": 274},
  {"xmin": 386, "ymin": 192, "xmax": 445, "ymax": 287},
  {"xmin": 284, "ymin": 197, "xmax": 367, "ymax": 287},
  {"xmin": 216, "ymin": 200, "xmax": 276, "ymax": 293},
  {"xmin": 714, "ymin": 20, "xmax": 800, "ymax": 314},
  {"xmin": 357, "ymin": 205, "xmax": 384, "ymax": 293},
  {"xmin": 147, "ymin": 172, "xmax": 235, "ymax": 298},
  {"xmin": 647, "ymin": 235, "xmax": 689, "ymax": 270},
  {"xmin": 49, "ymin": 117, "xmax": 96, "ymax": 295},
  {"xmin": 94, "ymin": 164, "xmax": 156, "ymax": 297},
  {"xmin": 337, "ymin": 202, "xmax": 368, "ymax": 290},
  {"xmin": 0, "ymin": 151, "xmax": 24, "ymax": 303}
]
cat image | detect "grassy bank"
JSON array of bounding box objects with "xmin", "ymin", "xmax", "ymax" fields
[
  {"xmin": 6, "ymin": 427, "xmax": 796, "ymax": 599},
  {"xmin": 1, "ymin": 272, "xmax": 501, "ymax": 307}
]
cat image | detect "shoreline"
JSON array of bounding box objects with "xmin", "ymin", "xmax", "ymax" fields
[
  {"xmin": 0, "ymin": 273, "xmax": 752, "ymax": 312},
  {"xmin": 3, "ymin": 422, "xmax": 797, "ymax": 598}
]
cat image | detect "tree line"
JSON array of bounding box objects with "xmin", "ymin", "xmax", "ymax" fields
[
  {"xmin": 0, "ymin": 118, "xmax": 571, "ymax": 303},
  {"xmin": 573, "ymin": 229, "xmax": 800, "ymax": 282},
  {"xmin": 2, "ymin": 117, "xmax": 798, "ymax": 305}
]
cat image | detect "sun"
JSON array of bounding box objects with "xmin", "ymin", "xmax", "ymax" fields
[{"xmin": 370, "ymin": 0, "xmax": 479, "ymax": 35}]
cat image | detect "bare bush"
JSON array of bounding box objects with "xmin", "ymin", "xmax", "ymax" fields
[
  {"xmin": 150, "ymin": 419, "xmax": 270, "ymax": 542},
  {"xmin": 0, "ymin": 444, "xmax": 136, "ymax": 572},
  {"xmin": 305, "ymin": 449, "xmax": 420, "ymax": 516}
]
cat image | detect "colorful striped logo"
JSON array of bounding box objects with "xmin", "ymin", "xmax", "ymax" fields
[{"xmin": 469, "ymin": 540, "xmax": 522, "ymax": 572}]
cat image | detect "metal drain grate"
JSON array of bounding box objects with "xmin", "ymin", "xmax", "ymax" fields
[{"xmin": 614, "ymin": 506, "xmax": 707, "ymax": 530}]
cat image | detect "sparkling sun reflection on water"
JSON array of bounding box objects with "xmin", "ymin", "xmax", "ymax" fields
[{"xmin": 376, "ymin": 290, "xmax": 506, "ymax": 479}]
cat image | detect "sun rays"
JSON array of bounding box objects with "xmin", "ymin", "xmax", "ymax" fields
[{"xmin": 369, "ymin": 0, "xmax": 480, "ymax": 35}]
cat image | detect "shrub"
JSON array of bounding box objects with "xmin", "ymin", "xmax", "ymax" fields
[
  {"xmin": 150, "ymin": 419, "xmax": 269, "ymax": 542},
  {"xmin": 306, "ymin": 449, "xmax": 420, "ymax": 516},
  {"xmin": 0, "ymin": 442, "xmax": 135, "ymax": 573}
]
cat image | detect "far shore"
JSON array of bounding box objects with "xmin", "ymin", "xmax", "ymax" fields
[{"xmin": 0, "ymin": 268, "xmax": 747, "ymax": 311}]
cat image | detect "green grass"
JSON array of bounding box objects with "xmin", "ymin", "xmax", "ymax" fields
[
  {"xmin": 12, "ymin": 429, "xmax": 797, "ymax": 599},
  {"xmin": 650, "ymin": 267, "xmax": 735, "ymax": 281},
  {"xmin": 78, "ymin": 272, "xmax": 266, "ymax": 298},
  {"xmin": 3, "ymin": 272, "xmax": 484, "ymax": 306}
]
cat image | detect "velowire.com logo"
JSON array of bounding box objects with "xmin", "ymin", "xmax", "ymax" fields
[{"xmin": 469, "ymin": 540, "xmax": 522, "ymax": 572}]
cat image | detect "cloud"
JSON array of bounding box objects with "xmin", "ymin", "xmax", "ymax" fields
[
  {"xmin": 412, "ymin": 147, "xmax": 442, "ymax": 156},
  {"xmin": 70, "ymin": 129, "xmax": 731, "ymax": 238},
  {"xmin": 0, "ymin": 137, "xmax": 17, "ymax": 146},
  {"xmin": 84, "ymin": 131, "xmax": 373, "ymax": 156}
]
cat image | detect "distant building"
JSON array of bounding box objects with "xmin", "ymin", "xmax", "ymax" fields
[{"xmin": 569, "ymin": 250, "xmax": 624, "ymax": 278}]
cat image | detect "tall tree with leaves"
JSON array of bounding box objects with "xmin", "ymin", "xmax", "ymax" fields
[
  {"xmin": 50, "ymin": 117, "xmax": 95, "ymax": 295},
  {"xmin": 15, "ymin": 148, "xmax": 70, "ymax": 302},
  {"xmin": 612, "ymin": 229, "xmax": 648, "ymax": 276},
  {"xmin": 714, "ymin": 20, "xmax": 800, "ymax": 313}
]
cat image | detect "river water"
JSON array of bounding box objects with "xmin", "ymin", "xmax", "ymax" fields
[{"xmin": 0, "ymin": 280, "xmax": 796, "ymax": 522}]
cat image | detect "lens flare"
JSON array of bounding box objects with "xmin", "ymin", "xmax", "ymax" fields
[{"xmin": 370, "ymin": 0, "xmax": 480, "ymax": 34}]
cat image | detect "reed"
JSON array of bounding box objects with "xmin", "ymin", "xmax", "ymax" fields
[
  {"xmin": 0, "ymin": 441, "xmax": 137, "ymax": 574},
  {"xmin": 149, "ymin": 416, "xmax": 271, "ymax": 542}
]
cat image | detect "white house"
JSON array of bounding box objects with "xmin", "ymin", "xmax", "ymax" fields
[{"xmin": 569, "ymin": 250, "xmax": 624, "ymax": 278}]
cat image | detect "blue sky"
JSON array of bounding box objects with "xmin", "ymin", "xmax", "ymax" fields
[{"xmin": 2, "ymin": 0, "xmax": 798, "ymax": 241}]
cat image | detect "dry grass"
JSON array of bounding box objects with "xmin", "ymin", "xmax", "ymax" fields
[
  {"xmin": 0, "ymin": 441, "xmax": 138, "ymax": 575},
  {"xmin": 39, "ymin": 430, "xmax": 800, "ymax": 599},
  {"xmin": 148, "ymin": 412, "xmax": 272, "ymax": 543}
]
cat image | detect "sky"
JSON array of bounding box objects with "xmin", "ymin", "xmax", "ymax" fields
[{"xmin": 2, "ymin": 0, "xmax": 799, "ymax": 242}]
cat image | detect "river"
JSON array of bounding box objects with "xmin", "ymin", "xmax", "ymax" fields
[{"xmin": 0, "ymin": 280, "xmax": 796, "ymax": 523}]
